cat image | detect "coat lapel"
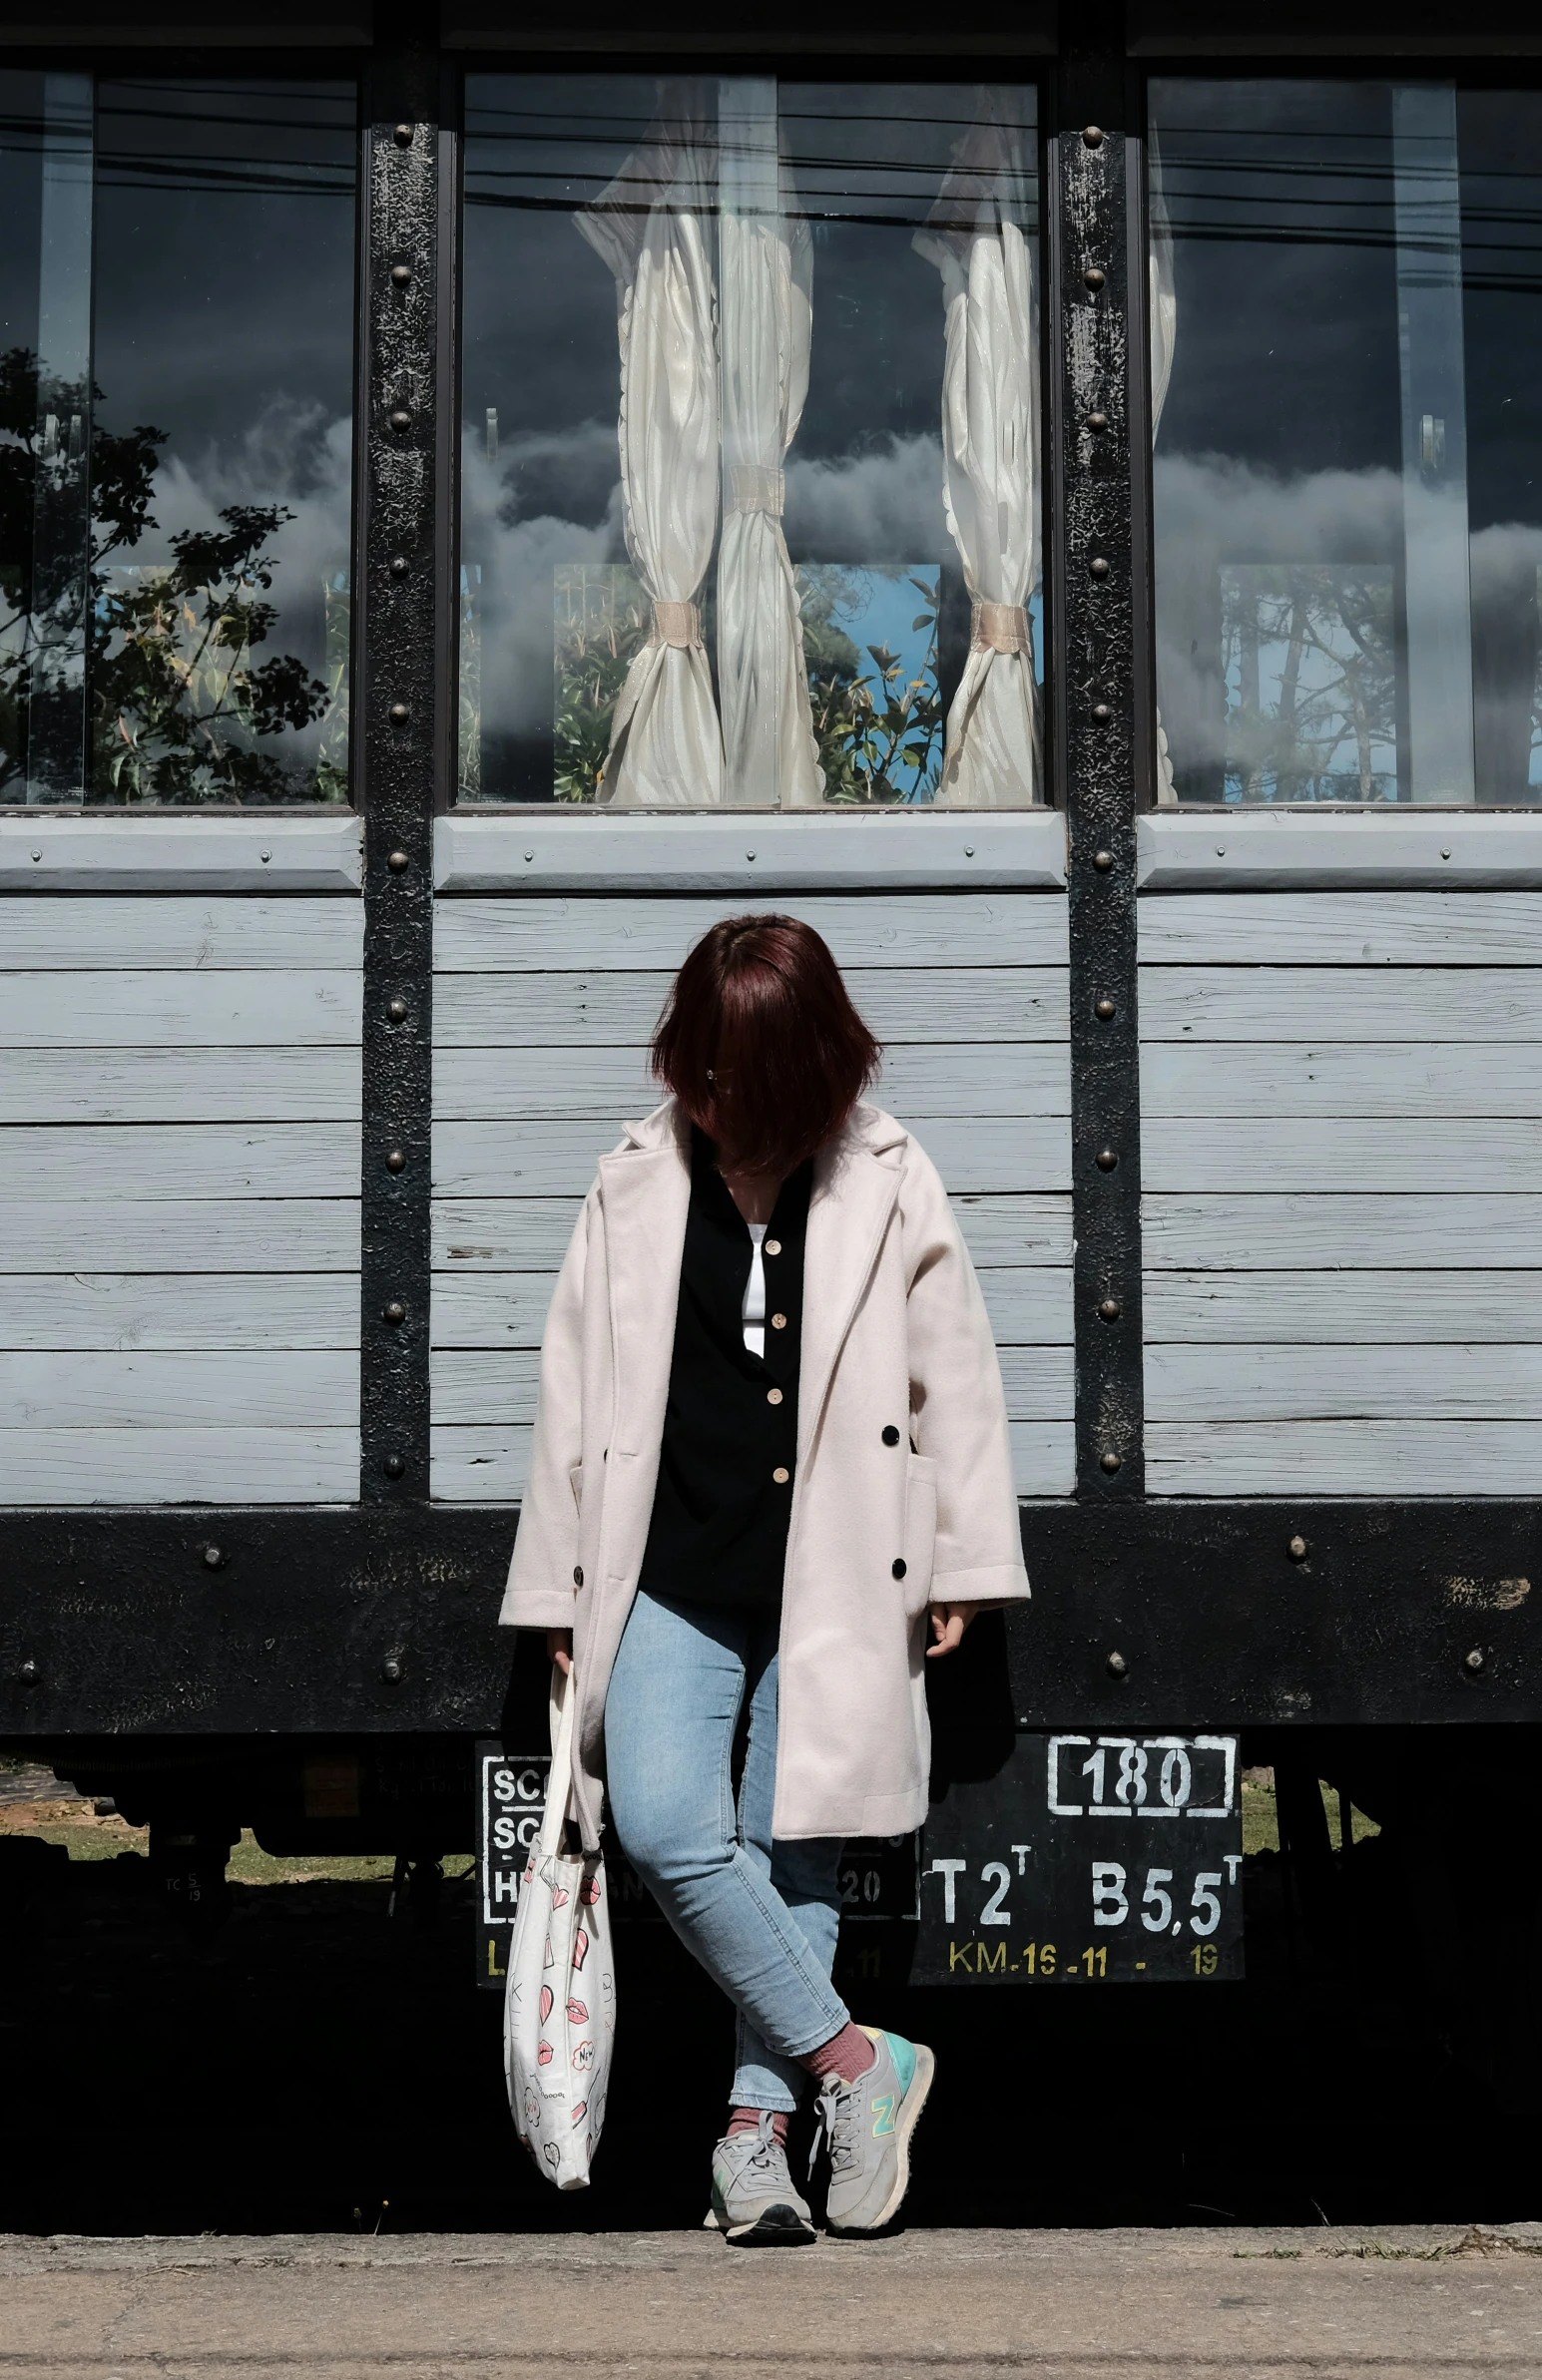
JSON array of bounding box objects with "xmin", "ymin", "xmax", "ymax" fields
[
  {"xmin": 797, "ymin": 1127, "xmax": 902, "ymax": 1461},
  {"xmin": 597, "ymin": 1112, "xmax": 692, "ymax": 1459}
]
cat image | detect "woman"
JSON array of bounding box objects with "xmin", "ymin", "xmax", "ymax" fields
[{"xmin": 503, "ymin": 915, "xmax": 1028, "ymax": 2242}]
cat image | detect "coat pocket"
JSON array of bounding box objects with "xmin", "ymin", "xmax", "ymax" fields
[{"xmin": 901, "ymin": 1453, "xmax": 938, "ymax": 1618}]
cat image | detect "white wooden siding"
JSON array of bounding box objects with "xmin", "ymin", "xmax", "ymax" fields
[
  {"xmin": 0, "ymin": 895, "xmax": 362, "ymax": 1506},
  {"xmin": 432, "ymin": 890, "xmax": 1073, "ymax": 1501},
  {"xmin": 1141, "ymin": 889, "xmax": 1542, "ymax": 1496}
]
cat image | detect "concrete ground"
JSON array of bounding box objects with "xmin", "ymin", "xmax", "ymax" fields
[{"xmin": 2, "ymin": 2226, "xmax": 1540, "ymax": 2379}]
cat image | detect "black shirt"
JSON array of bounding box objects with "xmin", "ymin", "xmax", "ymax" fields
[{"xmin": 637, "ymin": 1129, "xmax": 811, "ymax": 1611}]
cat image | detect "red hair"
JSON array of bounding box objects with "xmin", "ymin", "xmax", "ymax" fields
[{"xmin": 651, "ymin": 914, "xmax": 881, "ymax": 1178}]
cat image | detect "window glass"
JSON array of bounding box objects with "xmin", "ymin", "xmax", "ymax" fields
[
  {"xmin": 1150, "ymin": 78, "xmax": 1542, "ymax": 807},
  {"xmin": 459, "ymin": 74, "xmax": 1041, "ymax": 808},
  {"xmin": 0, "ymin": 73, "xmax": 356, "ymax": 807}
]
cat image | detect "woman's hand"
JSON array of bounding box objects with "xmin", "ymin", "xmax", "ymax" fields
[
  {"xmin": 546, "ymin": 1628, "xmax": 573, "ymax": 1676},
  {"xmin": 926, "ymin": 1602, "xmax": 980, "ymax": 1659}
]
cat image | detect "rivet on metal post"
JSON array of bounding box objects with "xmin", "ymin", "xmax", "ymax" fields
[
  {"xmin": 383, "ymin": 1455, "xmax": 405, "ymax": 1480},
  {"xmin": 389, "ymin": 701, "xmax": 410, "ymax": 723},
  {"xmin": 1464, "ymin": 1648, "xmax": 1485, "ymax": 1673},
  {"xmin": 1083, "ymin": 265, "xmax": 1106, "ymax": 291},
  {"xmin": 1089, "ymin": 556, "xmax": 1110, "ymax": 580},
  {"xmin": 1106, "ymin": 1650, "xmax": 1127, "ymax": 1677},
  {"xmin": 385, "ymin": 1148, "xmax": 406, "ymax": 1174},
  {"xmin": 390, "ymin": 556, "xmax": 408, "ymax": 577},
  {"xmin": 386, "ymin": 997, "xmax": 408, "ymax": 1024},
  {"xmin": 1092, "ymin": 703, "xmax": 1113, "ymax": 723},
  {"xmin": 1100, "ymin": 1451, "xmax": 1122, "ymax": 1475},
  {"xmin": 383, "ymin": 1300, "xmax": 406, "ymax": 1325},
  {"xmin": 202, "ymin": 1545, "xmax": 225, "ymax": 1572},
  {"xmin": 1096, "ymin": 1148, "xmax": 1118, "ymax": 1172},
  {"xmin": 18, "ymin": 1659, "xmax": 39, "ymax": 1687},
  {"xmin": 386, "ymin": 849, "xmax": 409, "ymax": 872},
  {"xmin": 393, "ymin": 123, "xmax": 414, "ymax": 147},
  {"xmin": 381, "ymin": 1655, "xmax": 404, "ymax": 1684},
  {"xmin": 1287, "ymin": 1535, "xmax": 1309, "ymax": 1562},
  {"xmin": 1098, "ymin": 1297, "xmax": 1120, "ymax": 1321},
  {"xmin": 390, "ymin": 263, "xmax": 411, "ymax": 286},
  {"xmin": 1082, "ymin": 125, "xmax": 1105, "ymax": 149},
  {"xmin": 1087, "ymin": 411, "xmax": 1108, "ymax": 432},
  {"xmin": 389, "ymin": 407, "xmax": 412, "ymax": 431},
  {"xmin": 1092, "ymin": 849, "xmax": 1114, "ymax": 871},
  {"xmin": 1095, "ymin": 998, "xmax": 1116, "ymax": 1020}
]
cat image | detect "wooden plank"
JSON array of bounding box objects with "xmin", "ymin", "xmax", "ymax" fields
[
  {"xmin": 430, "ymin": 1419, "xmax": 1075, "ymax": 1502},
  {"xmin": 437, "ymin": 812, "xmax": 1069, "ymax": 892},
  {"xmin": 1141, "ymin": 1042, "xmax": 1542, "ymax": 1120},
  {"xmin": 0, "ymin": 1125, "xmax": 360, "ymax": 1200},
  {"xmin": 1139, "ymin": 890, "xmax": 1542, "ymax": 968},
  {"xmin": 432, "ymin": 1115, "xmax": 1072, "ymax": 1199},
  {"xmin": 0, "ymin": 812, "xmax": 363, "ymax": 892},
  {"xmin": 0, "ymin": 1199, "xmax": 359, "ymax": 1273},
  {"xmin": 434, "ymin": 893, "xmax": 1070, "ymax": 973},
  {"xmin": 436, "ymin": 967, "xmax": 1069, "ymax": 1048},
  {"xmin": 1144, "ymin": 1194, "xmax": 1542, "ymax": 1271},
  {"xmin": 433, "ymin": 1193, "xmax": 1072, "ymax": 1273},
  {"xmin": 431, "ymin": 1344, "xmax": 1073, "ymax": 1427},
  {"xmin": 435, "ymin": 1044, "xmax": 1072, "ymax": 1123},
  {"xmin": 1147, "ymin": 1421, "xmax": 1542, "ymax": 1498},
  {"xmin": 1141, "ymin": 1117, "xmax": 1542, "ymax": 1194},
  {"xmin": 3, "ymin": 970, "xmax": 360, "ymax": 1048},
  {"xmin": 0, "ymin": 1273, "xmax": 359, "ymax": 1351},
  {"xmin": 0, "ymin": 1350, "xmax": 358, "ymax": 1428},
  {"xmin": 1142, "ymin": 965, "xmax": 1542, "ymax": 1044},
  {"xmin": 0, "ymin": 1048, "xmax": 361, "ymax": 1125},
  {"xmin": 1146, "ymin": 1342, "xmax": 1542, "ymax": 1423},
  {"xmin": 0, "ymin": 1427, "xmax": 358, "ymax": 1505},
  {"xmin": 0, "ymin": 896, "xmax": 364, "ymax": 972},
  {"xmin": 1137, "ymin": 808, "xmax": 1542, "ymax": 893},
  {"xmin": 432, "ymin": 1264, "xmax": 1074, "ymax": 1350},
  {"xmin": 1145, "ymin": 1270, "xmax": 1542, "ymax": 1345}
]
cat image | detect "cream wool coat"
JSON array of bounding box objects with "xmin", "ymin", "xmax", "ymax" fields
[{"xmin": 500, "ymin": 1098, "xmax": 1029, "ymax": 1848}]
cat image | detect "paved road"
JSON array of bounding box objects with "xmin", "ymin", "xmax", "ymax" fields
[{"xmin": 2, "ymin": 2226, "xmax": 1539, "ymax": 2378}]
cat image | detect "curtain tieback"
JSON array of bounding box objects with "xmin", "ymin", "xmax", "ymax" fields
[
  {"xmin": 729, "ymin": 465, "xmax": 784, "ymax": 517},
  {"xmin": 649, "ymin": 599, "xmax": 704, "ymax": 650},
  {"xmin": 970, "ymin": 599, "xmax": 1031, "ymax": 656}
]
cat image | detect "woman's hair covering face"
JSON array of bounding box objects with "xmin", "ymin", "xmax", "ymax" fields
[{"xmin": 650, "ymin": 913, "xmax": 882, "ymax": 1179}]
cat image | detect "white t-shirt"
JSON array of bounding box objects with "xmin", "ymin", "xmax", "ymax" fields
[{"xmin": 742, "ymin": 1222, "xmax": 768, "ymax": 1358}]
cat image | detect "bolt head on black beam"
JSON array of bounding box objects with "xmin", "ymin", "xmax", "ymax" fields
[
  {"xmin": 386, "ymin": 849, "xmax": 409, "ymax": 872},
  {"xmin": 393, "ymin": 123, "xmax": 413, "ymax": 146},
  {"xmin": 389, "ymin": 407, "xmax": 412, "ymax": 431},
  {"xmin": 386, "ymin": 997, "xmax": 408, "ymax": 1024},
  {"xmin": 383, "ymin": 1301, "xmax": 406, "ymax": 1325},
  {"xmin": 383, "ymin": 1455, "xmax": 405, "ymax": 1480},
  {"xmin": 390, "ymin": 262, "xmax": 411, "ymax": 285},
  {"xmin": 1098, "ymin": 1297, "xmax": 1120, "ymax": 1321},
  {"xmin": 1287, "ymin": 1534, "xmax": 1309, "ymax": 1562},
  {"xmin": 1095, "ymin": 1148, "xmax": 1118, "ymax": 1172},
  {"xmin": 1087, "ymin": 411, "xmax": 1108, "ymax": 432},
  {"xmin": 1082, "ymin": 125, "xmax": 1105, "ymax": 148},
  {"xmin": 1095, "ymin": 997, "xmax": 1116, "ymax": 1019},
  {"xmin": 1092, "ymin": 849, "xmax": 1114, "ymax": 871},
  {"xmin": 1106, "ymin": 1650, "xmax": 1127, "ymax": 1677},
  {"xmin": 1465, "ymin": 1648, "xmax": 1486, "ymax": 1673},
  {"xmin": 1088, "ymin": 555, "xmax": 1110, "ymax": 579},
  {"xmin": 18, "ymin": 1658, "xmax": 39, "ymax": 1687},
  {"xmin": 385, "ymin": 1148, "xmax": 406, "ymax": 1173},
  {"xmin": 1100, "ymin": 1451, "xmax": 1122, "ymax": 1474},
  {"xmin": 202, "ymin": 1545, "xmax": 224, "ymax": 1572}
]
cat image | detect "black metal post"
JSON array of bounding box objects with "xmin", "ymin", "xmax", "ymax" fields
[
  {"xmin": 1054, "ymin": 36, "xmax": 1147, "ymax": 1499},
  {"xmin": 358, "ymin": 31, "xmax": 440, "ymax": 1504}
]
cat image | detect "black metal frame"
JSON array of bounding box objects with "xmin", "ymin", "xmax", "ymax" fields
[{"xmin": 4, "ymin": 16, "xmax": 1542, "ymax": 1749}]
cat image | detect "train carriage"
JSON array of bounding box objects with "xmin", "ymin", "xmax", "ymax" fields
[{"xmin": 1, "ymin": 1, "xmax": 1539, "ymax": 2011}]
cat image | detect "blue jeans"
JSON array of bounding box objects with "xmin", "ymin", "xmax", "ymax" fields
[{"xmin": 604, "ymin": 1587, "xmax": 848, "ymax": 2112}]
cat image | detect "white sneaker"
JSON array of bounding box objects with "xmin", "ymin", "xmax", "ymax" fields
[{"xmin": 709, "ymin": 2112, "xmax": 816, "ymax": 2245}]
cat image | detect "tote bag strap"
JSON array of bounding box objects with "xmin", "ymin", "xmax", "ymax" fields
[{"xmin": 537, "ymin": 1661, "xmax": 578, "ymax": 1858}]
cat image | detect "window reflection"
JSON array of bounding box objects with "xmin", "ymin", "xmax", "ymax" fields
[
  {"xmin": 459, "ymin": 75, "xmax": 1040, "ymax": 808},
  {"xmin": 0, "ymin": 73, "xmax": 356, "ymax": 808},
  {"xmin": 1150, "ymin": 78, "xmax": 1542, "ymax": 808},
  {"xmin": 89, "ymin": 80, "xmax": 355, "ymax": 805}
]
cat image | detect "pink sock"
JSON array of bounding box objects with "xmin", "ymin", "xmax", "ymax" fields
[
  {"xmin": 799, "ymin": 2021, "xmax": 876, "ymax": 2085},
  {"xmin": 728, "ymin": 2107, "xmax": 789, "ymax": 2146}
]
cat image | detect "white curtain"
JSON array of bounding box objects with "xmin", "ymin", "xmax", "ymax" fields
[
  {"xmin": 914, "ymin": 102, "xmax": 1041, "ymax": 807},
  {"xmin": 1149, "ymin": 130, "xmax": 1179, "ymax": 802},
  {"xmin": 716, "ymin": 80, "xmax": 821, "ymax": 807},
  {"xmin": 577, "ymin": 96, "xmax": 723, "ymax": 806}
]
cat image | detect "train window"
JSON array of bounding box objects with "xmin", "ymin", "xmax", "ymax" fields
[
  {"xmin": 1150, "ymin": 78, "xmax": 1542, "ymax": 808},
  {"xmin": 459, "ymin": 74, "xmax": 1042, "ymax": 808},
  {"xmin": 0, "ymin": 73, "xmax": 356, "ymax": 808}
]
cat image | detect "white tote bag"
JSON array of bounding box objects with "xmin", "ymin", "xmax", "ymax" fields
[{"xmin": 503, "ymin": 1665, "xmax": 617, "ymax": 2190}]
